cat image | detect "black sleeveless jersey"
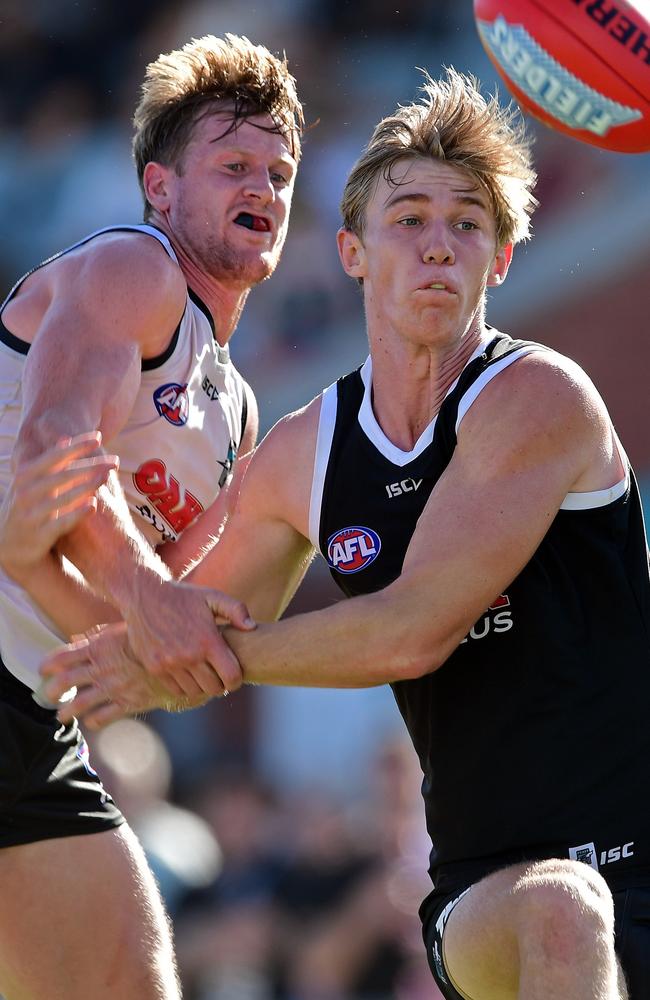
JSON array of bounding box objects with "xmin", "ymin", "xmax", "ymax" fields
[{"xmin": 312, "ymin": 331, "xmax": 650, "ymax": 889}]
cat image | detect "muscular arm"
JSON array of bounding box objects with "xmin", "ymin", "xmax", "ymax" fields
[
  {"xmin": 0, "ymin": 433, "xmax": 123, "ymax": 635},
  {"xmin": 40, "ymin": 398, "xmax": 318, "ymax": 719},
  {"xmin": 186, "ymin": 401, "xmax": 316, "ymax": 622},
  {"xmin": 1, "ymin": 387, "xmax": 260, "ymax": 638},
  {"xmin": 10, "ymin": 234, "xmax": 250, "ymax": 695},
  {"xmin": 224, "ymin": 353, "xmax": 623, "ymax": 686},
  {"xmin": 13, "ymin": 234, "xmax": 185, "ymax": 603}
]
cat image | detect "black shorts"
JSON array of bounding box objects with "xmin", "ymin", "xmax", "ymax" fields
[
  {"xmin": 422, "ymin": 878, "xmax": 650, "ymax": 1000},
  {"xmin": 0, "ymin": 657, "xmax": 124, "ymax": 847}
]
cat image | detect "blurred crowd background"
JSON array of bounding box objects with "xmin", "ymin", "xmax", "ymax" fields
[{"xmin": 2, "ymin": 1, "xmax": 649, "ymax": 997}]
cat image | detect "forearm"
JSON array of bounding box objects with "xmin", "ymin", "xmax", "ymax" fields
[
  {"xmin": 223, "ymin": 583, "xmax": 439, "ymax": 688},
  {"xmin": 11, "ymin": 552, "xmax": 121, "ymax": 637},
  {"xmin": 54, "ymin": 473, "xmax": 171, "ymax": 613},
  {"xmin": 15, "ymin": 344, "xmax": 166, "ymax": 611}
]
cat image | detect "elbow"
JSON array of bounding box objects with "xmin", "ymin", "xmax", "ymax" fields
[
  {"xmin": 17, "ymin": 404, "xmax": 99, "ymax": 463},
  {"xmin": 374, "ymin": 621, "xmax": 450, "ymax": 681},
  {"xmin": 387, "ymin": 641, "xmax": 446, "ymax": 682},
  {"xmin": 15, "ymin": 411, "xmax": 63, "ymax": 466},
  {"xmin": 371, "ymin": 589, "xmax": 458, "ymax": 682}
]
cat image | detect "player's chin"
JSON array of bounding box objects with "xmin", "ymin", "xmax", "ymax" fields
[
  {"xmin": 243, "ymin": 250, "xmax": 280, "ymax": 285},
  {"xmin": 210, "ymin": 252, "xmax": 273, "ymax": 286}
]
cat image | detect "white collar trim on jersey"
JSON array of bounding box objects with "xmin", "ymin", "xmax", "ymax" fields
[{"xmin": 358, "ymin": 331, "xmax": 493, "ymax": 468}]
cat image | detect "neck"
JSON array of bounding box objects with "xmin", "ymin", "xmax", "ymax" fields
[
  {"xmin": 368, "ymin": 322, "xmax": 486, "ymax": 451},
  {"xmin": 148, "ymin": 214, "xmax": 250, "ymax": 346}
]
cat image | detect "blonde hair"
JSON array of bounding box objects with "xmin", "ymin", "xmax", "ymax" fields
[
  {"xmin": 133, "ymin": 34, "xmax": 304, "ymax": 218},
  {"xmin": 341, "ymin": 67, "xmax": 537, "ymax": 247}
]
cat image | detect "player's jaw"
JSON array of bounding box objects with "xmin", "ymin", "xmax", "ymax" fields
[
  {"xmin": 175, "ymin": 194, "xmax": 289, "ymax": 287},
  {"xmin": 224, "ymin": 205, "xmax": 287, "ymax": 281},
  {"xmin": 208, "ymin": 180, "xmax": 292, "ymax": 284},
  {"xmin": 223, "ymin": 209, "xmax": 288, "ymax": 284},
  {"xmin": 205, "ymin": 229, "xmax": 285, "ymax": 285},
  {"xmin": 367, "ymin": 273, "xmax": 488, "ymax": 358}
]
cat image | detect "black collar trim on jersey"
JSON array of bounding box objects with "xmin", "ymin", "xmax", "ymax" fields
[
  {"xmin": 188, "ymin": 288, "xmax": 215, "ymax": 334},
  {"xmin": 0, "ymin": 311, "xmax": 183, "ymax": 369},
  {"xmin": 0, "ymin": 318, "xmax": 30, "ymax": 355},
  {"xmin": 187, "ymin": 287, "xmax": 230, "ymax": 363},
  {"xmin": 141, "ymin": 318, "xmax": 181, "ymax": 371}
]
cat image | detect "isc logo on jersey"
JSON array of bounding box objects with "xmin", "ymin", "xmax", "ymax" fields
[
  {"xmin": 327, "ymin": 526, "xmax": 381, "ymax": 574},
  {"xmin": 153, "ymin": 382, "xmax": 189, "ymax": 426}
]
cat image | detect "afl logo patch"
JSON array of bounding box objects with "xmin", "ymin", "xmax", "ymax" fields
[
  {"xmin": 327, "ymin": 525, "xmax": 381, "ymax": 574},
  {"xmin": 153, "ymin": 383, "xmax": 188, "ymax": 426}
]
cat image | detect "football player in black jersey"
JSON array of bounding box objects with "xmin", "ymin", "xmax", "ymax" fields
[{"xmin": 12, "ymin": 69, "xmax": 650, "ymax": 998}]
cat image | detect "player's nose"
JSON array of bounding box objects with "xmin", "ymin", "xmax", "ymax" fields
[
  {"xmin": 243, "ymin": 166, "xmax": 275, "ymax": 203},
  {"xmin": 422, "ymin": 226, "xmax": 454, "ymax": 265}
]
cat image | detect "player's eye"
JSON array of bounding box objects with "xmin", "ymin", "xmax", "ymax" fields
[
  {"xmin": 456, "ymin": 220, "xmax": 478, "ymax": 231},
  {"xmin": 398, "ymin": 216, "xmax": 420, "ymax": 227},
  {"xmin": 225, "ymin": 162, "xmax": 245, "ymax": 173}
]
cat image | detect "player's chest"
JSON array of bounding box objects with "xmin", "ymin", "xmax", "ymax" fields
[
  {"xmin": 320, "ymin": 438, "xmax": 441, "ymax": 596},
  {"xmin": 109, "ymin": 345, "xmax": 243, "ymax": 543}
]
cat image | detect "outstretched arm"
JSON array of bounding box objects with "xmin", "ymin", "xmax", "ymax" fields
[
  {"xmin": 40, "ymin": 398, "xmax": 319, "ymax": 723},
  {"xmin": 223, "ymin": 353, "xmax": 621, "ymax": 687}
]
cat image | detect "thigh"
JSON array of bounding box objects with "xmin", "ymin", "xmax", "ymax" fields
[
  {"xmin": 423, "ymin": 885, "xmax": 476, "ymax": 1000},
  {"xmin": 0, "ymin": 823, "xmax": 180, "ymax": 1000},
  {"xmin": 434, "ymin": 858, "xmax": 613, "ymax": 1000},
  {"xmin": 613, "ymin": 886, "xmax": 650, "ymax": 1000},
  {"xmin": 424, "ymin": 872, "xmax": 521, "ymax": 1000}
]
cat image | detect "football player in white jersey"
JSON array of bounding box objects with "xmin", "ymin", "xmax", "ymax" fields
[{"xmin": 0, "ymin": 34, "xmax": 303, "ymax": 1000}]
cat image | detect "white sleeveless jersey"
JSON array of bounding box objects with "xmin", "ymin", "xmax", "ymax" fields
[{"xmin": 0, "ymin": 224, "xmax": 247, "ymax": 690}]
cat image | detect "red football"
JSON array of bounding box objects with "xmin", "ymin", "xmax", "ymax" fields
[{"xmin": 474, "ymin": 0, "xmax": 650, "ymax": 152}]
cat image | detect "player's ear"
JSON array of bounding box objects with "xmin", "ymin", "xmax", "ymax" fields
[
  {"xmin": 487, "ymin": 242, "xmax": 513, "ymax": 287},
  {"xmin": 337, "ymin": 228, "xmax": 367, "ymax": 280},
  {"xmin": 143, "ymin": 162, "xmax": 173, "ymax": 213}
]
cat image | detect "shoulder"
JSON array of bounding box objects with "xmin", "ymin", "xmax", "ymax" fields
[
  {"xmin": 6, "ymin": 230, "xmax": 186, "ymax": 350},
  {"xmin": 236, "ymin": 394, "xmax": 322, "ymax": 531},
  {"xmin": 260, "ymin": 394, "xmax": 322, "ymax": 464},
  {"xmin": 462, "ymin": 347, "xmax": 608, "ymax": 438},
  {"xmin": 46, "ymin": 230, "xmax": 187, "ymax": 347},
  {"xmin": 63, "ymin": 230, "xmax": 185, "ymax": 303},
  {"xmin": 239, "ymin": 378, "xmax": 259, "ymax": 455},
  {"xmin": 457, "ymin": 347, "xmax": 612, "ymax": 484}
]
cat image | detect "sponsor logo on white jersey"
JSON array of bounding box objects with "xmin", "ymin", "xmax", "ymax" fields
[
  {"xmin": 153, "ymin": 382, "xmax": 189, "ymax": 426},
  {"xmin": 202, "ymin": 373, "xmax": 220, "ymax": 401},
  {"xmin": 133, "ymin": 458, "xmax": 204, "ymax": 535}
]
